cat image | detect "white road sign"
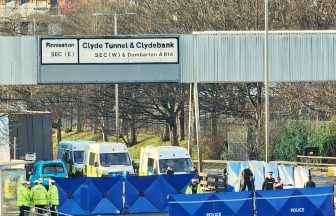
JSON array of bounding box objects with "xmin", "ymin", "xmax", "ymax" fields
[
  {"xmin": 41, "ymin": 39, "xmax": 78, "ymax": 64},
  {"xmin": 78, "ymin": 38, "xmax": 178, "ymax": 64}
]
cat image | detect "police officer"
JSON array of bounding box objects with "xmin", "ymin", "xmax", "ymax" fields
[
  {"xmin": 262, "ymin": 171, "xmax": 275, "ymax": 190},
  {"xmin": 31, "ymin": 178, "xmax": 48, "ymax": 214},
  {"xmin": 17, "ymin": 180, "xmax": 31, "ymax": 216},
  {"xmin": 48, "ymin": 179, "xmax": 59, "ymax": 216},
  {"xmin": 186, "ymin": 178, "xmax": 203, "ymax": 194}
]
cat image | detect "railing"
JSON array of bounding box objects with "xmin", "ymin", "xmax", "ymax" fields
[
  {"xmin": 297, "ymin": 155, "xmax": 336, "ymax": 164},
  {"xmin": 17, "ymin": 205, "xmax": 72, "ymax": 216},
  {"xmin": 297, "ymin": 155, "xmax": 336, "ymax": 177},
  {"xmin": 275, "ymin": 159, "xmax": 336, "ymax": 177}
]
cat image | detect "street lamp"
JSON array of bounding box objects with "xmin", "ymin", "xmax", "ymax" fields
[{"xmin": 93, "ymin": 12, "xmax": 136, "ymax": 142}]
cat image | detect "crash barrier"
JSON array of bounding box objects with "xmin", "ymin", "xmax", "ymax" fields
[
  {"xmin": 227, "ymin": 161, "xmax": 309, "ymax": 192},
  {"xmin": 55, "ymin": 174, "xmax": 195, "ymax": 215},
  {"xmin": 168, "ymin": 186, "xmax": 334, "ymax": 216}
]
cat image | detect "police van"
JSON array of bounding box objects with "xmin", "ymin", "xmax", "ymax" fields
[
  {"xmin": 139, "ymin": 146, "xmax": 193, "ymax": 176},
  {"xmin": 58, "ymin": 140, "xmax": 94, "ymax": 176},
  {"xmin": 83, "ymin": 142, "xmax": 135, "ymax": 177}
]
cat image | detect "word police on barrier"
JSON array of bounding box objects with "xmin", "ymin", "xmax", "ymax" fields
[{"xmin": 41, "ymin": 38, "xmax": 178, "ymax": 64}]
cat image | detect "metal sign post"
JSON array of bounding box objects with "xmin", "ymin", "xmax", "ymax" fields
[{"xmin": 264, "ymin": 0, "xmax": 270, "ymax": 162}]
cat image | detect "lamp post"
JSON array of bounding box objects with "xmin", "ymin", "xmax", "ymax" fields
[
  {"xmin": 264, "ymin": 0, "xmax": 270, "ymax": 162},
  {"xmin": 94, "ymin": 12, "xmax": 136, "ymax": 142}
]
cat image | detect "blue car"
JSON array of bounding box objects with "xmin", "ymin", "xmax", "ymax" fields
[{"xmin": 29, "ymin": 160, "xmax": 68, "ymax": 187}]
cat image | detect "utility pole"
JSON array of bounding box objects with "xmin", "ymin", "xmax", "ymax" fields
[
  {"xmin": 94, "ymin": 12, "xmax": 136, "ymax": 142},
  {"xmin": 264, "ymin": 0, "xmax": 270, "ymax": 162}
]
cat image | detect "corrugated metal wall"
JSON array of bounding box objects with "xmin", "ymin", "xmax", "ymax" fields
[
  {"xmin": 1, "ymin": 32, "xmax": 336, "ymax": 85},
  {"xmin": 0, "ymin": 36, "xmax": 38, "ymax": 85},
  {"xmin": 180, "ymin": 31, "xmax": 336, "ymax": 83}
]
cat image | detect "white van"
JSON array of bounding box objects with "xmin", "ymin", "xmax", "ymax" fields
[
  {"xmin": 139, "ymin": 146, "xmax": 193, "ymax": 176},
  {"xmin": 58, "ymin": 140, "xmax": 93, "ymax": 176},
  {"xmin": 83, "ymin": 142, "xmax": 134, "ymax": 177}
]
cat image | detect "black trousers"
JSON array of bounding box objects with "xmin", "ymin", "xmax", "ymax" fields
[
  {"xmin": 19, "ymin": 206, "xmax": 30, "ymax": 216},
  {"xmin": 19, "ymin": 206, "xmax": 24, "ymax": 216},
  {"xmin": 240, "ymin": 181, "xmax": 253, "ymax": 191},
  {"xmin": 35, "ymin": 205, "xmax": 46, "ymax": 214},
  {"xmin": 50, "ymin": 205, "xmax": 58, "ymax": 216}
]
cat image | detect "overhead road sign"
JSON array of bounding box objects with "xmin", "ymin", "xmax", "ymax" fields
[
  {"xmin": 38, "ymin": 36, "xmax": 180, "ymax": 84},
  {"xmin": 78, "ymin": 38, "xmax": 178, "ymax": 64}
]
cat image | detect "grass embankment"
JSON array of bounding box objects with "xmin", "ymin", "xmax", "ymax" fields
[{"xmin": 53, "ymin": 131, "xmax": 198, "ymax": 159}]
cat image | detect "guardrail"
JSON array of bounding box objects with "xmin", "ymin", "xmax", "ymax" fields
[{"xmin": 275, "ymin": 160, "xmax": 336, "ymax": 178}]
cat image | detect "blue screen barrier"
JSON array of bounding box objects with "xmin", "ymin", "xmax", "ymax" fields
[
  {"xmin": 55, "ymin": 174, "xmax": 195, "ymax": 215},
  {"xmin": 169, "ymin": 191, "xmax": 253, "ymax": 216},
  {"xmin": 255, "ymin": 186, "xmax": 334, "ymax": 216}
]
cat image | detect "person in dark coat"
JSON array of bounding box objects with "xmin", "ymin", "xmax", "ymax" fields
[
  {"xmin": 304, "ymin": 176, "xmax": 316, "ymax": 188},
  {"xmin": 240, "ymin": 166, "xmax": 254, "ymax": 191}
]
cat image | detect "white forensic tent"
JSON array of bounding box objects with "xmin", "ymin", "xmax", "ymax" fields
[{"xmin": 278, "ymin": 164, "xmax": 295, "ymax": 189}]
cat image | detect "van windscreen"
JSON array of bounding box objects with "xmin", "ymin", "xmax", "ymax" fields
[
  {"xmin": 74, "ymin": 151, "xmax": 84, "ymax": 164},
  {"xmin": 42, "ymin": 163, "xmax": 65, "ymax": 174},
  {"xmin": 159, "ymin": 158, "xmax": 192, "ymax": 173},
  {"xmin": 100, "ymin": 153, "xmax": 131, "ymax": 166}
]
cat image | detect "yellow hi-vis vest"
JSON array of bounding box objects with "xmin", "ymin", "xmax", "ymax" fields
[
  {"xmin": 186, "ymin": 184, "xmax": 202, "ymax": 194},
  {"xmin": 48, "ymin": 185, "xmax": 59, "ymax": 205},
  {"xmin": 66, "ymin": 163, "xmax": 77, "ymax": 175},
  {"xmin": 31, "ymin": 184, "xmax": 48, "ymax": 205},
  {"xmin": 17, "ymin": 186, "xmax": 31, "ymax": 207}
]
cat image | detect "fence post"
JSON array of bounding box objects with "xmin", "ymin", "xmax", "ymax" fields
[
  {"xmin": 252, "ymin": 190, "xmax": 257, "ymax": 216},
  {"xmin": 122, "ymin": 176, "xmax": 128, "ymax": 214}
]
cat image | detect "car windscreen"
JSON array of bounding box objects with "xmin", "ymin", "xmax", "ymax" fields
[
  {"xmin": 100, "ymin": 153, "xmax": 131, "ymax": 166},
  {"xmin": 74, "ymin": 151, "xmax": 84, "ymax": 164},
  {"xmin": 42, "ymin": 163, "xmax": 65, "ymax": 174},
  {"xmin": 159, "ymin": 158, "xmax": 192, "ymax": 173}
]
